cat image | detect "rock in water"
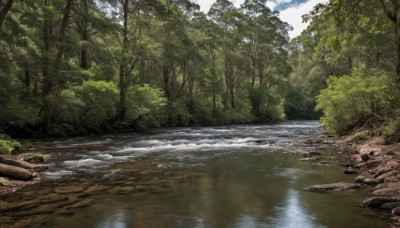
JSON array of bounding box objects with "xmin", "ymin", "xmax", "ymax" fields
[
  {"xmin": 361, "ymin": 197, "xmax": 399, "ymax": 208},
  {"xmin": 0, "ymin": 163, "xmax": 37, "ymax": 180},
  {"xmin": 304, "ymin": 182, "xmax": 363, "ymax": 192},
  {"xmin": 344, "ymin": 168, "xmax": 358, "ymax": 174}
]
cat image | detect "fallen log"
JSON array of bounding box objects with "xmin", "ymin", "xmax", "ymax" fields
[
  {"xmin": 0, "ymin": 163, "xmax": 37, "ymax": 180},
  {"xmin": 0, "ymin": 155, "xmax": 47, "ymax": 172}
]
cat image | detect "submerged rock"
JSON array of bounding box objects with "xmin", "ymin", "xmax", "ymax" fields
[
  {"xmin": 301, "ymin": 157, "xmax": 321, "ymax": 161},
  {"xmin": 54, "ymin": 186, "xmax": 86, "ymax": 194},
  {"xmin": 304, "ymin": 182, "xmax": 363, "ymax": 192},
  {"xmin": 344, "ymin": 168, "xmax": 358, "ymax": 174}
]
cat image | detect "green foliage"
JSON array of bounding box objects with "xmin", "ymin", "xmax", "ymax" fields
[
  {"xmin": 316, "ymin": 68, "xmax": 394, "ymax": 134},
  {"xmin": 54, "ymin": 80, "xmax": 118, "ymax": 133},
  {"xmin": 125, "ymin": 84, "xmax": 167, "ymax": 127},
  {"xmin": 0, "ymin": 134, "xmax": 23, "ymax": 155}
]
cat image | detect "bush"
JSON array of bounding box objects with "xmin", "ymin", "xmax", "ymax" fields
[
  {"xmin": 0, "ymin": 134, "xmax": 23, "ymax": 155},
  {"xmin": 55, "ymin": 80, "xmax": 118, "ymax": 132},
  {"xmin": 125, "ymin": 84, "xmax": 167, "ymax": 128},
  {"xmin": 316, "ymin": 68, "xmax": 394, "ymax": 134}
]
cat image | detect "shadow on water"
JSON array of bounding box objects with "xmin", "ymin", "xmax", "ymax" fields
[{"xmin": 0, "ymin": 121, "xmax": 390, "ymax": 227}]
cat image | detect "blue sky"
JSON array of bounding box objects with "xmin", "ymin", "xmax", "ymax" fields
[{"xmin": 194, "ymin": 0, "xmax": 326, "ymax": 39}]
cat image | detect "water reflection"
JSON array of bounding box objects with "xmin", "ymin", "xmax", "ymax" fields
[{"xmin": 271, "ymin": 189, "xmax": 321, "ymax": 228}]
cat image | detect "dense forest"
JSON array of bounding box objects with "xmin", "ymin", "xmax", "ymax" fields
[{"xmin": 1, "ymin": 0, "xmax": 400, "ymax": 152}]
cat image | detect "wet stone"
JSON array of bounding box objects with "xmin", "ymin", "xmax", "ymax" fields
[
  {"xmin": 111, "ymin": 186, "xmax": 136, "ymax": 194},
  {"xmin": 304, "ymin": 182, "xmax": 363, "ymax": 192},
  {"xmin": 84, "ymin": 185, "xmax": 110, "ymax": 194},
  {"xmin": 362, "ymin": 197, "xmax": 400, "ymax": 208},
  {"xmin": 381, "ymin": 202, "xmax": 400, "ymax": 210},
  {"xmin": 54, "ymin": 186, "xmax": 86, "ymax": 194},
  {"xmin": 63, "ymin": 198, "xmax": 94, "ymax": 210},
  {"xmin": 0, "ymin": 199, "xmax": 40, "ymax": 212},
  {"xmin": 344, "ymin": 168, "xmax": 358, "ymax": 174}
]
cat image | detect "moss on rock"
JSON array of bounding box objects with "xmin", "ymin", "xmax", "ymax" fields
[{"xmin": 0, "ymin": 134, "xmax": 23, "ymax": 155}]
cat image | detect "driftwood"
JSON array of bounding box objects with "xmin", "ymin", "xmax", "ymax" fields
[
  {"xmin": 0, "ymin": 155, "xmax": 48, "ymax": 172},
  {"xmin": 0, "ymin": 163, "xmax": 37, "ymax": 180}
]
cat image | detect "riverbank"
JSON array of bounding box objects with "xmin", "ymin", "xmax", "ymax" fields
[{"xmin": 333, "ymin": 135, "xmax": 400, "ymax": 226}]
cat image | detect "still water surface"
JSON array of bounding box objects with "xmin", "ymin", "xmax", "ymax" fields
[{"xmin": 0, "ymin": 121, "xmax": 390, "ymax": 227}]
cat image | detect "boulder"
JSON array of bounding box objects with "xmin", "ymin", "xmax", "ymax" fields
[
  {"xmin": 361, "ymin": 197, "xmax": 399, "ymax": 208},
  {"xmin": 304, "ymin": 182, "xmax": 363, "ymax": 192},
  {"xmin": 0, "ymin": 163, "xmax": 37, "ymax": 180}
]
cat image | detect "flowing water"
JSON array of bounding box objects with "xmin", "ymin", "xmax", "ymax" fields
[{"xmin": 0, "ymin": 121, "xmax": 390, "ymax": 227}]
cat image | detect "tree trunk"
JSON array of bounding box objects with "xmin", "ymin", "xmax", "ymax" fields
[
  {"xmin": 41, "ymin": 0, "xmax": 74, "ymax": 133},
  {"xmin": 0, "ymin": 0, "xmax": 13, "ymax": 28},
  {"xmin": 118, "ymin": 0, "xmax": 129, "ymax": 121},
  {"xmin": 41, "ymin": 0, "xmax": 53, "ymax": 133},
  {"xmin": 79, "ymin": 0, "xmax": 90, "ymax": 69}
]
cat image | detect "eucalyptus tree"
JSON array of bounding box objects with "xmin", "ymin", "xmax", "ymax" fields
[
  {"xmin": 208, "ymin": 0, "xmax": 242, "ymax": 110},
  {"xmin": 239, "ymin": 0, "xmax": 291, "ymax": 121}
]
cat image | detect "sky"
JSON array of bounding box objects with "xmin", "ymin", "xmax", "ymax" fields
[{"xmin": 194, "ymin": 0, "xmax": 326, "ymax": 39}]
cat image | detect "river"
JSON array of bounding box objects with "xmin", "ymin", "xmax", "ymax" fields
[{"xmin": 0, "ymin": 121, "xmax": 390, "ymax": 227}]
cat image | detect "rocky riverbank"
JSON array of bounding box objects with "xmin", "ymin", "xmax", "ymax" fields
[
  {"xmin": 0, "ymin": 153, "xmax": 48, "ymax": 194},
  {"xmin": 303, "ymin": 135, "xmax": 400, "ymax": 227}
]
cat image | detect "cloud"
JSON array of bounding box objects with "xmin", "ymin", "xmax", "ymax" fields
[
  {"xmin": 194, "ymin": 0, "xmax": 326, "ymax": 39},
  {"xmin": 279, "ymin": 0, "xmax": 326, "ymax": 38}
]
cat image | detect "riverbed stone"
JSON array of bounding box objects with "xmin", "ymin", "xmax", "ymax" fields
[
  {"xmin": 301, "ymin": 157, "xmax": 320, "ymax": 161},
  {"xmin": 84, "ymin": 185, "xmax": 109, "ymax": 194},
  {"xmin": 361, "ymin": 197, "xmax": 400, "ymax": 208},
  {"xmin": 344, "ymin": 168, "xmax": 358, "ymax": 174},
  {"xmin": 54, "ymin": 186, "xmax": 86, "ymax": 194},
  {"xmin": 0, "ymin": 199, "xmax": 40, "ymax": 212},
  {"xmin": 304, "ymin": 182, "xmax": 363, "ymax": 192},
  {"xmin": 305, "ymin": 151, "xmax": 322, "ymax": 157},
  {"xmin": 63, "ymin": 198, "xmax": 94, "ymax": 210}
]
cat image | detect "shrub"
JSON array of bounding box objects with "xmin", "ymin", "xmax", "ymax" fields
[{"xmin": 316, "ymin": 68, "xmax": 394, "ymax": 134}]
